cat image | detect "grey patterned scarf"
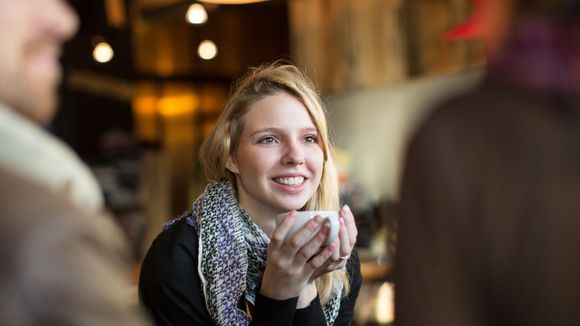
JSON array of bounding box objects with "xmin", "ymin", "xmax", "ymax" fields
[{"xmin": 166, "ymin": 181, "xmax": 342, "ymax": 325}]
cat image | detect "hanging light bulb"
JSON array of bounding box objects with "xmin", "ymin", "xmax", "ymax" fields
[
  {"xmin": 186, "ymin": 3, "xmax": 207, "ymax": 25},
  {"xmin": 198, "ymin": 40, "xmax": 217, "ymax": 60},
  {"xmin": 93, "ymin": 41, "xmax": 114, "ymax": 63}
]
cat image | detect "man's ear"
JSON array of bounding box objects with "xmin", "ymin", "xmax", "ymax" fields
[{"xmin": 225, "ymin": 155, "xmax": 240, "ymax": 174}]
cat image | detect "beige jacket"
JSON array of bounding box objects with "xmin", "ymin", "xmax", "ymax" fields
[{"xmin": 0, "ymin": 103, "xmax": 103, "ymax": 212}]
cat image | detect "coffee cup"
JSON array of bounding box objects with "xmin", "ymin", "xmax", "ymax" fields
[{"xmin": 275, "ymin": 211, "xmax": 339, "ymax": 246}]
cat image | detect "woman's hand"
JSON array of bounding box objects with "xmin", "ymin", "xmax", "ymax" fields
[
  {"xmin": 259, "ymin": 206, "xmax": 358, "ymax": 303},
  {"xmin": 260, "ymin": 211, "xmax": 336, "ymax": 301},
  {"xmin": 308, "ymin": 205, "xmax": 358, "ymax": 280}
]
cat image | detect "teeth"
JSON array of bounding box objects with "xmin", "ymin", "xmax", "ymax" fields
[{"xmin": 275, "ymin": 176, "xmax": 304, "ymax": 186}]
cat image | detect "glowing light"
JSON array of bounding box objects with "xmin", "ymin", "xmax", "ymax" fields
[
  {"xmin": 186, "ymin": 3, "xmax": 207, "ymax": 25},
  {"xmin": 375, "ymin": 282, "xmax": 395, "ymax": 324},
  {"xmin": 198, "ymin": 0, "xmax": 269, "ymax": 4},
  {"xmin": 198, "ymin": 40, "xmax": 217, "ymax": 60},
  {"xmin": 93, "ymin": 42, "xmax": 114, "ymax": 63}
]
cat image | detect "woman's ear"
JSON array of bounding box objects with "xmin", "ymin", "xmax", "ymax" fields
[{"xmin": 225, "ymin": 155, "xmax": 240, "ymax": 174}]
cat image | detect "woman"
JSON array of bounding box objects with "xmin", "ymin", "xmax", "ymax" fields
[{"xmin": 139, "ymin": 62, "xmax": 361, "ymax": 325}]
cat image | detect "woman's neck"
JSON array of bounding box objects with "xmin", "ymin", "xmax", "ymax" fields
[{"xmin": 238, "ymin": 202, "xmax": 280, "ymax": 237}]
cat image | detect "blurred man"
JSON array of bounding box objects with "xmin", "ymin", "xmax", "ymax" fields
[
  {"xmin": 0, "ymin": 0, "xmax": 148, "ymax": 324},
  {"xmin": 395, "ymin": 0, "xmax": 580, "ymax": 325},
  {"xmin": 0, "ymin": 0, "xmax": 103, "ymax": 211}
]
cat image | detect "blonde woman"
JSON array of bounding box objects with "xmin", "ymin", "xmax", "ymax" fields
[{"xmin": 139, "ymin": 62, "xmax": 361, "ymax": 325}]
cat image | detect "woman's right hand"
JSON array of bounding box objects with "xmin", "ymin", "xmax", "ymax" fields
[{"xmin": 259, "ymin": 211, "xmax": 338, "ymax": 302}]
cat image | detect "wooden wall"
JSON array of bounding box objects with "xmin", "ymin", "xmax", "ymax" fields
[{"xmin": 289, "ymin": 0, "xmax": 485, "ymax": 94}]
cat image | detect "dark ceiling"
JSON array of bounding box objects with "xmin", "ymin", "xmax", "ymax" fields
[{"xmin": 55, "ymin": 0, "xmax": 290, "ymax": 160}]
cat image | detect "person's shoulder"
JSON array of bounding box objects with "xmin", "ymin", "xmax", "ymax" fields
[
  {"xmin": 0, "ymin": 166, "xmax": 91, "ymax": 220},
  {"xmin": 424, "ymin": 86, "xmax": 495, "ymax": 128},
  {"xmin": 140, "ymin": 215, "xmax": 199, "ymax": 282},
  {"xmin": 149, "ymin": 216, "xmax": 198, "ymax": 253},
  {"xmin": 411, "ymin": 82, "xmax": 538, "ymax": 146},
  {"xmin": 426, "ymin": 81, "xmax": 549, "ymax": 129}
]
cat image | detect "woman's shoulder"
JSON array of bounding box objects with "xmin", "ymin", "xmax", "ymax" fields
[{"xmin": 149, "ymin": 214, "xmax": 199, "ymax": 255}]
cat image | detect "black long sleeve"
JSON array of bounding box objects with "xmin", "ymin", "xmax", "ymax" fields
[
  {"xmin": 139, "ymin": 218, "xmax": 362, "ymax": 325},
  {"xmin": 334, "ymin": 250, "xmax": 362, "ymax": 326},
  {"xmin": 139, "ymin": 219, "xmax": 213, "ymax": 325}
]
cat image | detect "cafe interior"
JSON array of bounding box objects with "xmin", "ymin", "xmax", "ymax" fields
[{"xmin": 56, "ymin": 0, "xmax": 487, "ymax": 324}]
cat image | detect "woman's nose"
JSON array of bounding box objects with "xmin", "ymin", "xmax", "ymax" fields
[{"xmin": 282, "ymin": 142, "xmax": 305, "ymax": 166}]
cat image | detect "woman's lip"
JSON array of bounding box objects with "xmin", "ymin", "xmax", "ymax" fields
[{"xmin": 271, "ymin": 173, "xmax": 307, "ymax": 178}]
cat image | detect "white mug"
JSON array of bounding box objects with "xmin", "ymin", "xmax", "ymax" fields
[{"xmin": 275, "ymin": 211, "xmax": 339, "ymax": 246}]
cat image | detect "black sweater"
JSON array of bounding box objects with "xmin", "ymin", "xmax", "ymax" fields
[{"xmin": 139, "ymin": 218, "xmax": 362, "ymax": 326}]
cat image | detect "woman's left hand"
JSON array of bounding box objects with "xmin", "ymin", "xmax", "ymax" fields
[{"xmin": 308, "ymin": 204, "xmax": 357, "ymax": 280}]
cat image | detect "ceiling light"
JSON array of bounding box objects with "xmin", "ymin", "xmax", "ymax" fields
[
  {"xmin": 186, "ymin": 3, "xmax": 207, "ymax": 24},
  {"xmin": 93, "ymin": 42, "xmax": 114, "ymax": 63},
  {"xmin": 198, "ymin": 40, "xmax": 217, "ymax": 60}
]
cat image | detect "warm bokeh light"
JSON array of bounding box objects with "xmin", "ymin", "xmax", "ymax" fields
[
  {"xmin": 186, "ymin": 3, "xmax": 208, "ymax": 25},
  {"xmin": 157, "ymin": 94, "xmax": 199, "ymax": 117},
  {"xmin": 93, "ymin": 42, "xmax": 114, "ymax": 63},
  {"xmin": 198, "ymin": 0, "xmax": 270, "ymax": 4},
  {"xmin": 376, "ymin": 282, "xmax": 395, "ymax": 324},
  {"xmin": 198, "ymin": 40, "xmax": 218, "ymax": 60}
]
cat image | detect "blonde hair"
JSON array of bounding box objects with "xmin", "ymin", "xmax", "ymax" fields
[{"xmin": 200, "ymin": 61, "xmax": 350, "ymax": 303}]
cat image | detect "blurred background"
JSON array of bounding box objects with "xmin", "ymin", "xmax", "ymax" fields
[{"xmin": 55, "ymin": 0, "xmax": 486, "ymax": 324}]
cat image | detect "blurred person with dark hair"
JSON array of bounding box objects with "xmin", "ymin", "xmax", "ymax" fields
[
  {"xmin": 395, "ymin": 0, "xmax": 580, "ymax": 325},
  {"xmin": 0, "ymin": 0, "xmax": 148, "ymax": 324}
]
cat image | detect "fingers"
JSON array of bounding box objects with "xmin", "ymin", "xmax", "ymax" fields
[
  {"xmin": 270, "ymin": 211, "xmax": 297, "ymax": 250},
  {"xmin": 267, "ymin": 207, "xmax": 357, "ymax": 287},
  {"xmin": 339, "ymin": 205, "xmax": 358, "ymax": 250},
  {"xmin": 338, "ymin": 218, "xmax": 351, "ymax": 258},
  {"xmin": 306, "ymin": 242, "xmax": 336, "ymax": 271},
  {"xmin": 280, "ymin": 215, "xmax": 324, "ymax": 258},
  {"xmin": 295, "ymin": 223, "xmax": 334, "ymax": 264},
  {"xmin": 307, "ymin": 240, "xmax": 347, "ymax": 281}
]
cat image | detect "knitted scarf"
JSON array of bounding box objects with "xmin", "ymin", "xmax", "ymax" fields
[{"xmin": 165, "ymin": 181, "xmax": 342, "ymax": 325}]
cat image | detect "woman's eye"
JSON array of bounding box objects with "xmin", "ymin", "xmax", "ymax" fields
[
  {"xmin": 304, "ymin": 135, "xmax": 319, "ymax": 144},
  {"xmin": 258, "ymin": 136, "xmax": 277, "ymax": 144}
]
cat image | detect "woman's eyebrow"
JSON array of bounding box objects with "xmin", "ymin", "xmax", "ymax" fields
[
  {"xmin": 250, "ymin": 127, "xmax": 318, "ymax": 137},
  {"xmin": 250, "ymin": 127, "xmax": 280, "ymax": 137}
]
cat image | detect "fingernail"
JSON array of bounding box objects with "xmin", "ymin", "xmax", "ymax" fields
[
  {"xmin": 344, "ymin": 204, "xmax": 351, "ymax": 212},
  {"xmin": 312, "ymin": 216, "xmax": 322, "ymax": 226}
]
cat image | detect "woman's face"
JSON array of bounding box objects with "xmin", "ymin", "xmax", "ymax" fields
[{"xmin": 227, "ymin": 92, "xmax": 324, "ymax": 220}]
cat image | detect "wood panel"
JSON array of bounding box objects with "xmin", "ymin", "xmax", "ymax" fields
[
  {"xmin": 289, "ymin": 0, "xmax": 486, "ymax": 93},
  {"xmin": 290, "ymin": 0, "xmax": 407, "ymax": 93}
]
